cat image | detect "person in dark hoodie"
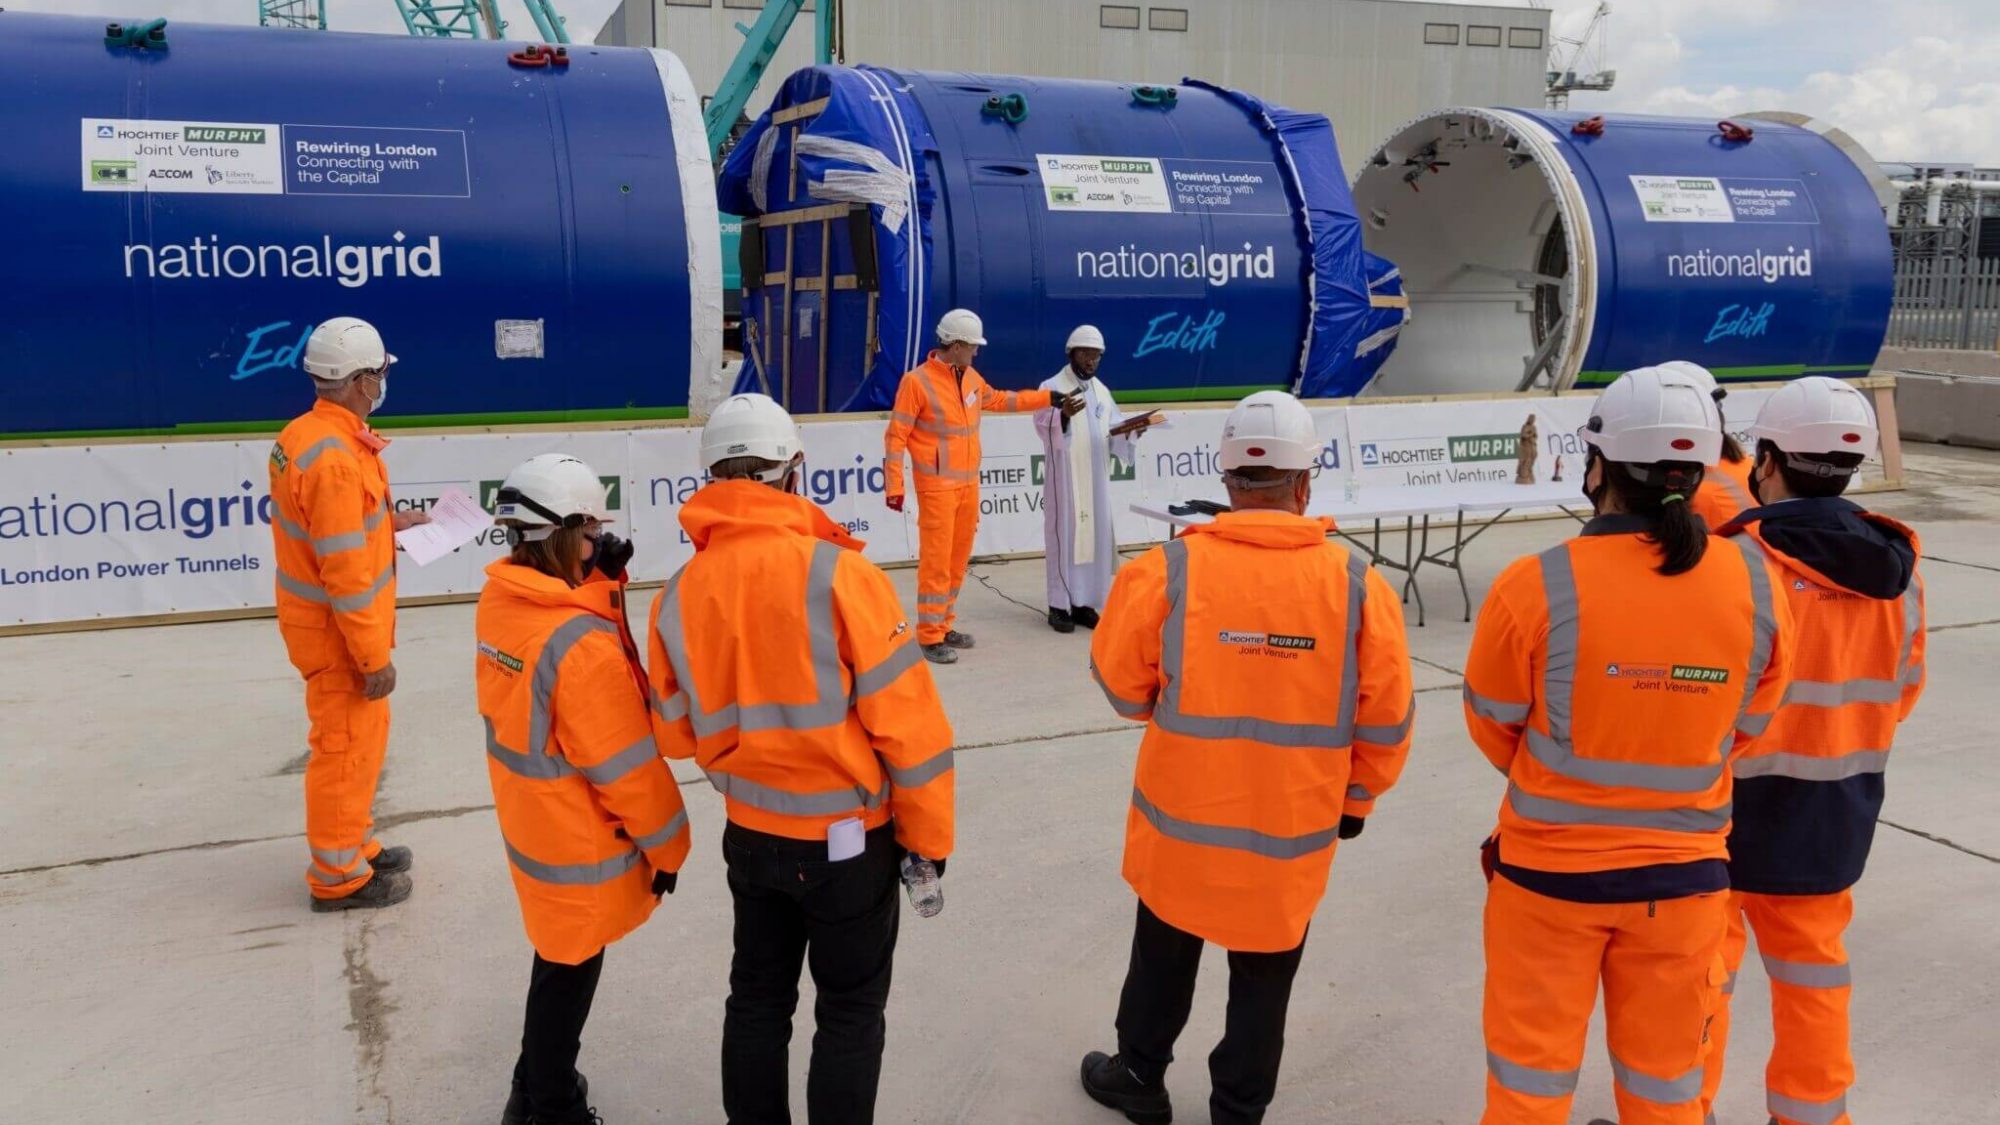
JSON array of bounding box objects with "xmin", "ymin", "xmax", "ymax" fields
[{"xmin": 1699, "ymin": 377, "xmax": 1927, "ymax": 1125}]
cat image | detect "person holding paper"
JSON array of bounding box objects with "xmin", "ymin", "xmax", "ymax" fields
[
  {"xmin": 649, "ymin": 394, "xmax": 955, "ymax": 1125},
  {"xmin": 1035, "ymin": 325, "xmax": 1156, "ymax": 634},
  {"xmin": 477, "ymin": 452, "xmax": 691, "ymax": 1125},
  {"xmin": 267, "ymin": 317, "xmax": 429, "ymax": 912}
]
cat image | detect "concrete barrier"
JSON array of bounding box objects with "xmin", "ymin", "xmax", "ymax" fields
[{"xmin": 1894, "ymin": 370, "xmax": 2000, "ymax": 450}]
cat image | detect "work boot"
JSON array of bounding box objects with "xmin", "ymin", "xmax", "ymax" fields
[
  {"xmin": 370, "ymin": 845, "xmax": 413, "ymax": 874},
  {"xmin": 310, "ymin": 869, "xmax": 413, "ymax": 913},
  {"xmin": 501, "ymin": 1072, "xmax": 589, "ymax": 1125},
  {"xmin": 922, "ymin": 643, "xmax": 959, "ymax": 665},
  {"xmin": 944, "ymin": 630, "xmax": 977, "ymax": 649},
  {"xmin": 1048, "ymin": 607, "xmax": 1076, "ymax": 634},
  {"xmin": 1080, "ymin": 1050, "xmax": 1172, "ymax": 1124},
  {"xmin": 1070, "ymin": 605, "xmax": 1101, "ymax": 629}
]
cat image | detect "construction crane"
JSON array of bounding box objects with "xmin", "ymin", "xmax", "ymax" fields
[
  {"xmin": 258, "ymin": 0, "xmax": 327, "ymax": 29},
  {"xmin": 254, "ymin": 2, "xmax": 568, "ymax": 42},
  {"xmin": 705, "ymin": 0, "xmax": 841, "ymax": 156},
  {"xmin": 1530, "ymin": 1, "xmax": 1615, "ymax": 109}
]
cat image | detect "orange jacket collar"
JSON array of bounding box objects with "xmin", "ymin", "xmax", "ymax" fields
[
  {"xmin": 481, "ymin": 558, "xmax": 624, "ymax": 621},
  {"xmin": 680, "ymin": 479, "xmax": 866, "ymax": 552},
  {"xmin": 1188, "ymin": 509, "xmax": 1334, "ymax": 548},
  {"xmin": 309, "ymin": 397, "xmax": 389, "ymax": 451},
  {"xmin": 1738, "ymin": 506, "xmax": 1921, "ymax": 593},
  {"xmin": 923, "ymin": 353, "xmax": 973, "ymax": 384}
]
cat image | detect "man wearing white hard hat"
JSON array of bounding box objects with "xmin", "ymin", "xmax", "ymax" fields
[
  {"xmin": 1036, "ymin": 325, "xmax": 1159, "ymax": 634},
  {"xmin": 1081, "ymin": 391, "xmax": 1413, "ymax": 1125},
  {"xmin": 883, "ymin": 308, "xmax": 1083, "ymax": 663},
  {"xmin": 268, "ymin": 317, "xmax": 429, "ymax": 912},
  {"xmin": 1698, "ymin": 378, "xmax": 1926, "ymax": 1125}
]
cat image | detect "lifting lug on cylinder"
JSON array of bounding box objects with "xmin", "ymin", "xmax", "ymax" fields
[
  {"xmin": 1571, "ymin": 116, "xmax": 1605, "ymax": 137},
  {"xmin": 1717, "ymin": 120, "xmax": 1754, "ymax": 143},
  {"xmin": 509, "ymin": 44, "xmax": 570, "ymax": 69},
  {"xmin": 104, "ymin": 18, "xmax": 168, "ymax": 49},
  {"xmin": 980, "ymin": 93, "xmax": 1028, "ymax": 125},
  {"xmin": 1131, "ymin": 85, "xmax": 1179, "ymax": 108}
]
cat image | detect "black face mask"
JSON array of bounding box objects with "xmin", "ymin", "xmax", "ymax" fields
[
  {"xmin": 1748, "ymin": 452, "xmax": 1769, "ymax": 506},
  {"xmin": 1582, "ymin": 448, "xmax": 1609, "ymax": 510}
]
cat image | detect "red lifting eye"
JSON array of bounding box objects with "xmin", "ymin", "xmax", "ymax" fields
[
  {"xmin": 1671, "ymin": 438, "xmax": 1695, "ymax": 450},
  {"xmin": 1842, "ymin": 433, "xmax": 1861, "ymax": 443},
  {"xmin": 1246, "ymin": 446, "xmax": 1265, "ymax": 457}
]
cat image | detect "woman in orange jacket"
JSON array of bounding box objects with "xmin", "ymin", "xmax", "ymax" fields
[
  {"xmin": 1463, "ymin": 366, "xmax": 1793, "ymax": 1125},
  {"xmin": 476, "ymin": 453, "xmax": 693, "ymax": 1125}
]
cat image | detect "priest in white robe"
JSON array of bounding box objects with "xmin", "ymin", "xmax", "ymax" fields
[{"xmin": 1034, "ymin": 325, "xmax": 1154, "ymax": 633}]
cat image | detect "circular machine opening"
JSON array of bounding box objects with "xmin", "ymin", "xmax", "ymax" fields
[{"xmin": 1351, "ymin": 110, "xmax": 1586, "ymax": 396}]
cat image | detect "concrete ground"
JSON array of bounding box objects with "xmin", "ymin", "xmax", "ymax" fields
[{"xmin": 4, "ymin": 444, "xmax": 1997, "ymax": 1125}]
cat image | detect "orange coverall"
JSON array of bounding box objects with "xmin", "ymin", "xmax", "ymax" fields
[
  {"xmin": 883, "ymin": 354, "xmax": 1053, "ymax": 645},
  {"xmin": 268, "ymin": 399, "xmax": 400, "ymax": 899}
]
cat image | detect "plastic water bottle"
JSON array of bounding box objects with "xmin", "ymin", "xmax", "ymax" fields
[{"xmin": 900, "ymin": 855, "xmax": 944, "ymax": 918}]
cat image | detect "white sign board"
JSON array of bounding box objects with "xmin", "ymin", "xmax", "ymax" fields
[
  {"xmin": 83, "ymin": 118, "xmax": 285, "ymax": 194},
  {"xmin": 1036, "ymin": 153, "xmax": 1174, "ymax": 214},
  {"xmin": 1630, "ymin": 174, "xmax": 1735, "ymax": 224}
]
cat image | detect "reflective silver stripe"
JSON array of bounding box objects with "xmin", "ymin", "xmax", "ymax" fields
[
  {"xmin": 1346, "ymin": 784, "xmax": 1373, "ymax": 800},
  {"xmin": 364, "ymin": 508, "xmax": 386, "ymax": 532},
  {"xmin": 1726, "ymin": 534, "xmax": 1780, "ymax": 757},
  {"xmin": 1734, "ymin": 748, "xmax": 1889, "ymax": 782},
  {"xmin": 1719, "ymin": 470, "xmax": 1754, "ymax": 514},
  {"xmin": 1737, "ymin": 710, "xmax": 1774, "ymax": 738},
  {"xmin": 313, "ymin": 529, "xmax": 368, "ymax": 555},
  {"xmin": 885, "ymin": 747, "xmax": 954, "ymax": 788},
  {"xmin": 577, "ymin": 735, "xmax": 660, "ymax": 786},
  {"xmin": 307, "ymin": 858, "xmax": 371, "ymax": 885},
  {"xmin": 705, "ymin": 767, "xmax": 889, "ymax": 816},
  {"xmin": 1722, "ymin": 970, "xmax": 1737, "ymax": 996},
  {"xmin": 654, "ymin": 691, "xmax": 689, "ymax": 723},
  {"xmin": 274, "ymin": 512, "xmax": 310, "ymax": 541},
  {"xmin": 1524, "ymin": 728, "xmax": 1722, "ymax": 794},
  {"xmin": 1785, "ymin": 677, "xmax": 1908, "ymax": 707},
  {"xmin": 293, "ymin": 435, "xmax": 347, "ymax": 471},
  {"xmin": 632, "ymin": 809, "xmax": 689, "ymax": 851},
  {"xmin": 918, "ymin": 610, "xmax": 950, "ymax": 623},
  {"xmin": 1150, "ymin": 539, "xmax": 1365, "ymax": 750},
  {"xmin": 1610, "ymin": 1053, "xmax": 1704, "ymax": 1104},
  {"xmin": 1485, "ymin": 1051, "xmax": 1579, "ymax": 1098},
  {"xmin": 485, "ymin": 716, "xmax": 577, "ymax": 780},
  {"xmin": 1508, "ymin": 783, "xmax": 1732, "ymax": 833},
  {"xmin": 854, "ymin": 642, "xmax": 922, "ymax": 698},
  {"xmin": 890, "ymin": 410, "xmax": 918, "ymax": 426},
  {"xmin": 915, "ymin": 418, "xmax": 977, "ymax": 437},
  {"xmin": 532, "ymin": 615, "xmax": 619, "ymax": 756},
  {"xmin": 1130, "ymin": 786, "xmax": 1338, "ymax": 860},
  {"xmin": 1093, "ymin": 660, "xmax": 1153, "ymax": 717},
  {"xmin": 1354, "ymin": 702, "xmax": 1414, "ymax": 748},
  {"xmin": 1003, "ymin": 391, "xmax": 1020, "ymax": 411},
  {"xmin": 279, "ymin": 564, "xmax": 392, "ymax": 610},
  {"xmin": 1464, "ymin": 683, "xmax": 1530, "ymax": 725},
  {"xmin": 918, "ymin": 587, "xmax": 960, "ymax": 605},
  {"xmin": 912, "ymin": 370, "xmax": 976, "ymax": 435},
  {"xmin": 276, "ymin": 569, "xmax": 326, "ymax": 603},
  {"xmin": 311, "ymin": 845, "xmax": 364, "ymax": 871},
  {"xmin": 1539, "ymin": 544, "xmax": 1581, "ymax": 754},
  {"xmin": 1762, "ymin": 955, "xmax": 1851, "ymax": 989},
  {"xmin": 505, "ymin": 839, "xmax": 643, "ymax": 886},
  {"xmin": 1768, "ymin": 1090, "xmax": 1849, "ymax": 1125}
]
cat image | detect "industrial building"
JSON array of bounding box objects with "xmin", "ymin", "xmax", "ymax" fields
[{"xmin": 597, "ymin": 0, "xmax": 1553, "ymax": 170}]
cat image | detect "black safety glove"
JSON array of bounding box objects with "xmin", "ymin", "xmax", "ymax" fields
[
  {"xmin": 594, "ymin": 532, "xmax": 635, "ymax": 580},
  {"xmin": 1338, "ymin": 815, "xmax": 1366, "ymax": 840},
  {"xmin": 652, "ymin": 869, "xmax": 677, "ymax": 897}
]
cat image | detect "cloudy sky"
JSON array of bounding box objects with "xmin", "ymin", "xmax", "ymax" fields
[{"xmin": 12, "ymin": 0, "xmax": 1997, "ymax": 164}]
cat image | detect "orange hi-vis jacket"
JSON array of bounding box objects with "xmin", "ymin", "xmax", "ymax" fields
[
  {"xmin": 1690, "ymin": 455, "xmax": 1756, "ymax": 531},
  {"xmin": 1091, "ymin": 511, "xmax": 1416, "ymax": 953},
  {"xmin": 475, "ymin": 561, "xmax": 692, "ymax": 965},
  {"xmin": 268, "ymin": 400, "xmax": 399, "ymax": 674},
  {"xmin": 648, "ymin": 480, "xmax": 956, "ymax": 860},
  {"xmin": 1462, "ymin": 515, "xmax": 1795, "ymax": 876},
  {"xmin": 884, "ymin": 354, "xmax": 1054, "ymax": 495}
]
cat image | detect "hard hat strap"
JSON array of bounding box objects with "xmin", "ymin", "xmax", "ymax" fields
[
  {"xmin": 1777, "ymin": 449, "xmax": 1862, "ymax": 478},
  {"xmin": 495, "ymin": 487, "xmax": 588, "ymax": 530}
]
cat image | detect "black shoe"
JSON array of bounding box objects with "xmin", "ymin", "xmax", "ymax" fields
[
  {"xmin": 1080, "ymin": 1051, "xmax": 1171, "ymax": 1124},
  {"xmin": 310, "ymin": 870, "xmax": 412, "ymax": 913},
  {"xmin": 371, "ymin": 845, "xmax": 413, "ymax": 874},
  {"xmin": 944, "ymin": 629, "xmax": 976, "ymax": 650},
  {"xmin": 501, "ymin": 1072, "xmax": 590, "ymax": 1125},
  {"xmin": 1048, "ymin": 607, "xmax": 1076, "ymax": 633},
  {"xmin": 1070, "ymin": 606, "xmax": 1101, "ymax": 629},
  {"xmin": 921, "ymin": 643, "xmax": 959, "ymax": 665}
]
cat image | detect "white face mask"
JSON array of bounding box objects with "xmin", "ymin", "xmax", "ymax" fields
[{"xmin": 368, "ymin": 372, "xmax": 388, "ymax": 412}]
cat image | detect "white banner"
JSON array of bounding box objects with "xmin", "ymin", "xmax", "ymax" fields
[{"xmin": 0, "ymin": 390, "xmax": 1882, "ymax": 629}]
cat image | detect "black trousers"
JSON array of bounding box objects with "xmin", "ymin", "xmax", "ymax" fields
[
  {"xmin": 1114, "ymin": 900, "xmax": 1308, "ymax": 1125},
  {"xmin": 721, "ymin": 820, "xmax": 902, "ymax": 1125},
  {"xmin": 513, "ymin": 949, "xmax": 606, "ymax": 1118}
]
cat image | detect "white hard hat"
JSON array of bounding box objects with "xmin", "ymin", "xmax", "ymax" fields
[
  {"xmin": 1220, "ymin": 390, "xmax": 1320, "ymax": 471},
  {"xmin": 302, "ymin": 316, "xmax": 396, "ymax": 382},
  {"xmin": 699, "ymin": 393, "xmax": 802, "ymax": 482},
  {"xmin": 1580, "ymin": 366, "xmax": 1723, "ymax": 466},
  {"xmin": 1066, "ymin": 324, "xmax": 1106, "ymax": 352},
  {"xmin": 494, "ymin": 454, "xmax": 612, "ymax": 539},
  {"xmin": 1747, "ymin": 376, "xmax": 1879, "ymax": 461},
  {"xmin": 1658, "ymin": 360, "xmax": 1722, "ymax": 398},
  {"xmin": 937, "ymin": 308, "xmax": 987, "ymax": 346}
]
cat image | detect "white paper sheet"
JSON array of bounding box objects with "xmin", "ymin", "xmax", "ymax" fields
[{"xmin": 393, "ymin": 488, "xmax": 493, "ymax": 567}]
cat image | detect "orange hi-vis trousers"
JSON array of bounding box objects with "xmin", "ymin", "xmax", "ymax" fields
[
  {"xmin": 1700, "ymin": 890, "xmax": 1855, "ymax": 1125},
  {"xmin": 1483, "ymin": 875, "xmax": 1729, "ymax": 1125},
  {"xmin": 302, "ymin": 667, "xmax": 390, "ymax": 898},
  {"xmin": 915, "ymin": 485, "xmax": 981, "ymax": 645}
]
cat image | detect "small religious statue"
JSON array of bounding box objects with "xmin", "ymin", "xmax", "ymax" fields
[{"xmin": 1514, "ymin": 413, "xmax": 1539, "ymax": 485}]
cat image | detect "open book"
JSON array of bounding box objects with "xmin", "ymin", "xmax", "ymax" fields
[{"xmin": 1109, "ymin": 411, "xmax": 1166, "ymax": 438}]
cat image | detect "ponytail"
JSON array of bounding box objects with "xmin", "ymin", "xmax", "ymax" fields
[
  {"xmin": 1604, "ymin": 461, "xmax": 1710, "ymax": 576},
  {"xmin": 1719, "ymin": 431, "xmax": 1746, "ymax": 463}
]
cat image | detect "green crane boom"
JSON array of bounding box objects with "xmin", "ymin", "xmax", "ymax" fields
[{"xmin": 257, "ymin": 0, "xmax": 327, "ymax": 29}]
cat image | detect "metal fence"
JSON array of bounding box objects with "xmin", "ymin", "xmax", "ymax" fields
[{"xmin": 1887, "ymin": 257, "xmax": 2000, "ymax": 350}]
